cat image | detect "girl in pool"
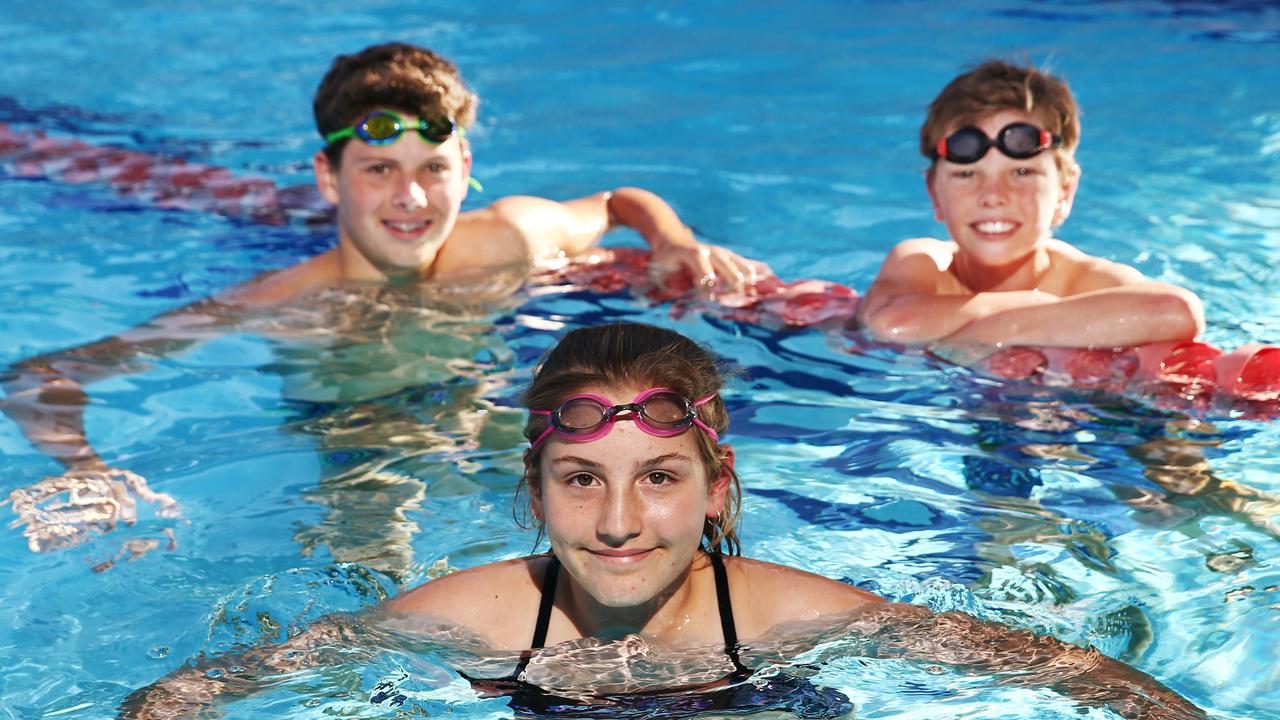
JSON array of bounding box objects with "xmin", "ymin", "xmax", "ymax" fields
[{"xmin": 123, "ymin": 322, "xmax": 1203, "ymax": 719}]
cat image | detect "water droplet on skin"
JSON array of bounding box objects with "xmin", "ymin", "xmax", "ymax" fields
[{"xmin": 206, "ymin": 668, "xmax": 225, "ymax": 679}]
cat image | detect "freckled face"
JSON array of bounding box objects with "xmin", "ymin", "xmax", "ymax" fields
[
  {"xmin": 927, "ymin": 108, "xmax": 1078, "ymax": 273},
  {"xmin": 313, "ymin": 113, "xmax": 472, "ymax": 280},
  {"xmin": 530, "ymin": 386, "xmax": 728, "ymax": 610}
]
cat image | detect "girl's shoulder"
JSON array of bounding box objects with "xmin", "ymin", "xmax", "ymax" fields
[
  {"xmin": 380, "ymin": 555, "xmax": 552, "ymax": 650},
  {"xmin": 722, "ymin": 556, "xmax": 884, "ymax": 638}
]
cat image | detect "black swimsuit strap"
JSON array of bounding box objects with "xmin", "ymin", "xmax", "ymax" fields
[
  {"xmin": 530, "ymin": 555, "xmax": 560, "ymax": 650},
  {"xmin": 707, "ymin": 551, "xmax": 749, "ymax": 678},
  {"xmin": 507, "ymin": 554, "xmax": 560, "ymax": 682},
  {"xmin": 510, "ymin": 553, "xmax": 746, "ymax": 683}
]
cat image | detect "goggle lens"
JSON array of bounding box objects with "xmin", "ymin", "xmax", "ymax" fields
[
  {"xmin": 360, "ymin": 112, "xmax": 403, "ymax": 143},
  {"xmin": 556, "ymin": 398, "xmax": 615, "ymax": 431},
  {"xmin": 1000, "ymin": 124, "xmax": 1047, "ymax": 156},
  {"xmin": 933, "ymin": 122, "xmax": 1059, "ymax": 164},
  {"xmin": 635, "ymin": 394, "xmax": 691, "ymax": 427}
]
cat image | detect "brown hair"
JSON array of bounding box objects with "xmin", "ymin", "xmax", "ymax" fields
[
  {"xmin": 920, "ymin": 59, "xmax": 1080, "ymax": 175},
  {"xmin": 517, "ymin": 322, "xmax": 742, "ymax": 555},
  {"xmin": 313, "ymin": 41, "xmax": 478, "ymax": 166}
]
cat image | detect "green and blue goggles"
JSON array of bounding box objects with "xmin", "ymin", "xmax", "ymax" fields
[{"xmin": 324, "ymin": 110, "xmax": 460, "ymax": 147}]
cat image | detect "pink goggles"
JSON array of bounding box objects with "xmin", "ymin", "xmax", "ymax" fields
[{"xmin": 529, "ymin": 388, "xmax": 719, "ymax": 449}]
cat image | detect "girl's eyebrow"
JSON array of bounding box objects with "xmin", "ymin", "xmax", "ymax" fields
[
  {"xmin": 548, "ymin": 455, "xmax": 606, "ymax": 471},
  {"xmin": 548, "ymin": 453, "xmax": 694, "ymax": 472}
]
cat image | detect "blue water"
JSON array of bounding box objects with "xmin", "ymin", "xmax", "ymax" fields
[{"xmin": 1, "ymin": 1, "xmax": 1278, "ymax": 718}]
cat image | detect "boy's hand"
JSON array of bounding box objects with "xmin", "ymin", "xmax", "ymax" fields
[
  {"xmin": 4, "ymin": 467, "xmax": 180, "ymax": 553},
  {"xmin": 648, "ymin": 240, "xmax": 773, "ymax": 296}
]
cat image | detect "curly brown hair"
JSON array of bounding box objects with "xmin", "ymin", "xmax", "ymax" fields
[
  {"xmin": 921, "ymin": 59, "xmax": 1080, "ymax": 176},
  {"xmin": 516, "ymin": 323, "xmax": 743, "ymax": 555},
  {"xmin": 313, "ymin": 42, "xmax": 478, "ymax": 166}
]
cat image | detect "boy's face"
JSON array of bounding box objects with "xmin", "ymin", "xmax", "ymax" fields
[
  {"xmin": 313, "ymin": 112, "xmax": 472, "ymax": 280},
  {"xmin": 926, "ymin": 108, "xmax": 1079, "ymax": 272}
]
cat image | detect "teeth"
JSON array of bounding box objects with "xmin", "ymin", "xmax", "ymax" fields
[
  {"xmin": 386, "ymin": 220, "xmax": 425, "ymax": 233},
  {"xmin": 975, "ymin": 221, "xmax": 1014, "ymax": 234}
]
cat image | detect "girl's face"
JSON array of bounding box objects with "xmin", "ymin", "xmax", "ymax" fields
[{"xmin": 530, "ymin": 384, "xmax": 730, "ymax": 613}]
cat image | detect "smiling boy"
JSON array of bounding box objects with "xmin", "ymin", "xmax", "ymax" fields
[
  {"xmin": 856, "ymin": 60, "xmax": 1203, "ymax": 352},
  {"xmin": 2, "ymin": 41, "xmax": 767, "ymax": 558},
  {"xmin": 235, "ymin": 41, "xmax": 765, "ymax": 304}
]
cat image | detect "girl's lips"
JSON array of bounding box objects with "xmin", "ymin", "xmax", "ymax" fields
[{"xmin": 589, "ymin": 548, "xmax": 654, "ymax": 565}]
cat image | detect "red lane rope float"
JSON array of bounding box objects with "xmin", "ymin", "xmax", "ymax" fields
[
  {"xmin": 4, "ymin": 124, "xmax": 1277, "ymax": 413},
  {"xmin": 542, "ymin": 251, "xmax": 1279, "ymax": 414},
  {"xmin": 529, "ymin": 247, "xmax": 860, "ymax": 329},
  {"xmin": 0, "ymin": 124, "xmax": 331, "ymax": 225}
]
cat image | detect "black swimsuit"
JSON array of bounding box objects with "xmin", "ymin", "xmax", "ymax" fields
[{"xmin": 466, "ymin": 553, "xmax": 854, "ymax": 719}]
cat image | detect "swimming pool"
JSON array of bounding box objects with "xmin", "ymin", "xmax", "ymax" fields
[{"xmin": 1, "ymin": 1, "xmax": 1278, "ymax": 718}]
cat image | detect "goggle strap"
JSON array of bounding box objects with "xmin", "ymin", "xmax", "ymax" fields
[
  {"xmin": 323, "ymin": 126, "xmax": 356, "ymax": 145},
  {"xmin": 692, "ymin": 417, "xmax": 720, "ymax": 442},
  {"xmin": 530, "ymin": 409, "xmax": 554, "ymax": 449}
]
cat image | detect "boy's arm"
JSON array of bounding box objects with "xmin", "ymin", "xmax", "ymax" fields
[
  {"xmin": 485, "ymin": 187, "xmax": 771, "ymax": 291},
  {"xmin": 939, "ymin": 281, "xmax": 1203, "ymax": 347},
  {"xmin": 2, "ymin": 299, "xmax": 242, "ymax": 551},
  {"xmin": 858, "ymin": 239, "xmax": 1204, "ymax": 348},
  {"xmin": 857, "ymin": 238, "xmax": 1061, "ymax": 342}
]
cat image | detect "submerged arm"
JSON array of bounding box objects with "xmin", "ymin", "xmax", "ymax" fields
[
  {"xmin": 119, "ymin": 615, "xmax": 369, "ymax": 720},
  {"xmin": 2, "ymin": 298, "xmax": 239, "ymax": 469},
  {"xmin": 120, "ymin": 609, "xmax": 504, "ymax": 720},
  {"xmin": 2, "ymin": 299, "xmax": 244, "ymax": 552},
  {"xmin": 845, "ymin": 603, "xmax": 1204, "ymax": 720}
]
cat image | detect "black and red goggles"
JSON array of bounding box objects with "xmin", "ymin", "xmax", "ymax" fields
[{"xmin": 931, "ymin": 122, "xmax": 1061, "ymax": 164}]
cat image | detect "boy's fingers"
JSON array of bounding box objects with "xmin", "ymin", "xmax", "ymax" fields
[{"xmin": 690, "ymin": 246, "xmax": 718, "ymax": 290}]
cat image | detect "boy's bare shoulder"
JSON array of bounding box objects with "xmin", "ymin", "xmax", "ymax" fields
[
  {"xmin": 882, "ymin": 236, "xmax": 956, "ymax": 266},
  {"xmin": 216, "ymin": 251, "xmax": 344, "ymax": 307},
  {"xmin": 1045, "ymin": 239, "xmax": 1146, "ymax": 294},
  {"xmin": 869, "ymin": 236, "xmax": 957, "ymax": 288},
  {"xmin": 436, "ymin": 205, "xmax": 535, "ymax": 274}
]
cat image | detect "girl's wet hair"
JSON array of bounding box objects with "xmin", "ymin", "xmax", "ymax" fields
[{"xmin": 516, "ymin": 322, "xmax": 741, "ymax": 555}]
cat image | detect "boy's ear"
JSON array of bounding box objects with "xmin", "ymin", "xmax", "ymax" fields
[
  {"xmin": 925, "ymin": 169, "xmax": 945, "ymax": 223},
  {"xmin": 1053, "ymin": 160, "xmax": 1082, "ymax": 227},
  {"xmin": 313, "ymin": 150, "xmax": 340, "ymax": 205},
  {"xmin": 460, "ymin": 139, "xmax": 474, "ymax": 195}
]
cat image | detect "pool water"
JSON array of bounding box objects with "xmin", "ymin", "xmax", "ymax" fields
[{"xmin": 2, "ymin": 1, "xmax": 1278, "ymax": 718}]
